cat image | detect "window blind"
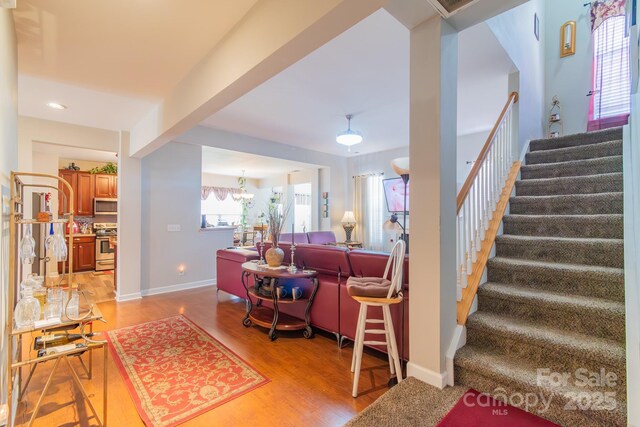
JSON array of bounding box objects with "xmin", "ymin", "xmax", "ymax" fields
[{"xmin": 591, "ymin": 15, "xmax": 631, "ymax": 123}]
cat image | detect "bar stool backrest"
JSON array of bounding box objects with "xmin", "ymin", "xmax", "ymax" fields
[{"xmin": 384, "ymin": 239, "xmax": 406, "ymax": 299}]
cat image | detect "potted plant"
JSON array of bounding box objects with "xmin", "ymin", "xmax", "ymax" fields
[{"xmin": 264, "ymin": 197, "xmax": 290, "ymax": 267}]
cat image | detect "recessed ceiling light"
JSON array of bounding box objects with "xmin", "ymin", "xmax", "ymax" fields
[{"xmin": 47, "ymin": 102, "xmax": 67, "ymax": 110}]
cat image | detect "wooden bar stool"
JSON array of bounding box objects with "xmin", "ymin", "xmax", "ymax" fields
[{"xmin": 348, "ymin": 239, "xmax": 406, "ymax": 397}]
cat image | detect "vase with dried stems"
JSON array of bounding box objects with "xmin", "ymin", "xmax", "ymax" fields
[{"xmin": 265, "ymin": 198, "xmax": 290, "ymax": 267}]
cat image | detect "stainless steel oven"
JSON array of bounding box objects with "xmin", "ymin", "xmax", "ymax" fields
[{"xmin": 94, "ymin": 223, "xmax": 116, "ymax": 271}]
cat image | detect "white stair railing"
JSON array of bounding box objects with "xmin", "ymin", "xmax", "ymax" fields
[{"xmin": 456, "ymin": 92, "xmax": 518, "ymax": 303}]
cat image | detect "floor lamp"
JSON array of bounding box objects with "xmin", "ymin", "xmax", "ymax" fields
[{"xmin": 390, "ymin": 157, "xmax": 409, "ymax": 386}]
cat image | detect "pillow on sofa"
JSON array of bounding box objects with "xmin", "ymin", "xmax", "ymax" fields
[{"xmin": 307, "ymin": 231, "xmax": 337, "ymax": 245}]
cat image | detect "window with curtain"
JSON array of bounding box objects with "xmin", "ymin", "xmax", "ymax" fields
[
  {"xmin": 589, "ymin": 3, "xmax": 630, "ymax": 131},
  {"xmin": 201, "ymin": 187, "xmax": 242, "ymax": 225},
  {"xmin": 353, "ymin": 173, "xmax": 385, "ymax": 251}
]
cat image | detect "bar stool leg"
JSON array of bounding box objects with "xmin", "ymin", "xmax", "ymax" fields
[
  {"xmin": 352, "ymin": 303, "xmax": 368, "ymax": 397},
  {"xmin": 383, "ymin": 305, "xmax": 403, "ymax": 383},
  {"xmin": 351, "ymin": 304, "xmax": 365, "ymax": 373},
  {"xmin": 385, "ymin": 318, "xmax": 395, "ymax": 376}
]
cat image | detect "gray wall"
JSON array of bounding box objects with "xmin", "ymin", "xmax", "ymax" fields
[
  {"xmin": 141, "ymin": 142, "xmax": 233, "ymax": 294},
  {"xmin": 488, "ymin": 0, "xmax": 546, "ymax": 150},
  {"xmin": 544, "ymin": 0, "xmax": 592, "ymax": 135},
  {"xmin": 0, "ymin": 7, "xmax": 18, "ymax": 414}
]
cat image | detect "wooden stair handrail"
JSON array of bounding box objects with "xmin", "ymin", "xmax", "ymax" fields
[
  {"xmin": 457, "ymin": 91, "xmax": 518, "ymax": 214},
  {"xmin": 456, "ymin": 161, "xmax": 521, "ymax": 325}
]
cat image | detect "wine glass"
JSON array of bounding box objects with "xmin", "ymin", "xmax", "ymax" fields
[
  {"xmin": 19, "ymin": 224, "xmax": 36, "ymax": 265},
  {"xmin": 50, "ymin": 223, "xmax": 68, "ymax": 262}
]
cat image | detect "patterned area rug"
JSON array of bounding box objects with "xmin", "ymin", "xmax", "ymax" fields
[{"xmin": 107, "ymin": 315, "xmax": 268, "ymax": 427}]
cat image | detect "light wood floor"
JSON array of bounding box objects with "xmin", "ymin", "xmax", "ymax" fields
[{"xmin": 15, "ymin": 287, "xmax": 394, "ymax": 426}]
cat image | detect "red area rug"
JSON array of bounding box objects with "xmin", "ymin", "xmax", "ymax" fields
[
  {"xmin": 107, "ymin": 315, "xmax": 268, "ymax": 427},
  {"xmin": 437, "ymin": 389, "xmax": 560, "ymax": 427}
]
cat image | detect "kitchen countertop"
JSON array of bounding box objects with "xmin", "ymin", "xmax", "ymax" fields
[{"xmin": 65, "ymin": 233, "xmax": 96, "ymax": 237}]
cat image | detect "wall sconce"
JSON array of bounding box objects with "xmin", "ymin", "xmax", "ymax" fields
[{"xmin": 560, "ymin": 21, "xmax": 576, "ymax": 57}]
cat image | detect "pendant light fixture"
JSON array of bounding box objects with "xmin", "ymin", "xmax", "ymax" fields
[{"xmin": 336, "ymin": 114, "xmax": 363, "ymax": 151}]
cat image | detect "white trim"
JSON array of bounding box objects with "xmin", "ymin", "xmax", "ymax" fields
[
  {"xmin": 115, "ymin": 291, "xmax": 142, "ymax": 302},
  {"xmin": 445, "ymin": 325, "xmax": 467, "ymax": 386},
  {"xmin": 140, "ymin": 279, "xmax": 216, "ymax": 297},
  {"xmin": 406, "ymin": 361, "xmax": 448, "ymax": 389},
  {"xmin": 519, "ymin": 138, "xmax": 531, "ymax": 164}
]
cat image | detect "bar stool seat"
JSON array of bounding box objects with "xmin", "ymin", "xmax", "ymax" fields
[{"xmin": 347, "ymin": 240, "xmax": 406, "ymax": 397}]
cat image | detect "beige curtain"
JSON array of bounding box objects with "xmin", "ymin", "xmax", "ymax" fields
[
  {"xmin": 201, "ymin": 186, "xmax": 241, "ymax": 201},
  {"xmin": 353, "ymin": 173, "xmax": 385, "ymax": 251}
]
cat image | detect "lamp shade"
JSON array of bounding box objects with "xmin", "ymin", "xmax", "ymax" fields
[
  {"xmin": 391, "ymin": 157, "xmax": 409, "ymax": 176},
  {"xmin": 336, "ymin": 130, "xmax": 363, "ymax": 146},
  {"xmin": 341, "ymin": 211, "xmax": 356, "ymax": 224}
]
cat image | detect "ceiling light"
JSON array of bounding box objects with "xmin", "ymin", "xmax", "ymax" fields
[
  {"xmin": 47, "ymin": 102, "xmax": 67, "ymax": 110},
  {"xmin": 336, "ymin": 114, "xmax": 363, "ymax": 151}
]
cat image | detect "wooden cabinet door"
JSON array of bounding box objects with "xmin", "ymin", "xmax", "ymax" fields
[
  {"xmin": 58, "ymin": 170, "xmax": 76, "ymax": 216},
  {"xmin": 95, "ymin": 174, "xmax": 112, "ymax": 198},
  {"xmin": 76, "ymin": 173, "xmax": 95, "ymax": 216},
  {"xmin": 76, "ymin": 241, "xmax": 96, "ymax": 271},
  {"xmin": 110, "ymin": 175, "xmax": 118, "ymax": 197}
]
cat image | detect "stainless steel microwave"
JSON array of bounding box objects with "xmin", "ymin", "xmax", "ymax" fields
[{"xmin": 94, "ymin": 198, "xmax": 117, "ymax": 215}]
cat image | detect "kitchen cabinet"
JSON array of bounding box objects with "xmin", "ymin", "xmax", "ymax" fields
[
  {"xmin": 59, "ymin": 235, "xmax": 96, "ymax": 273},
  {"xmin": 58, "ymin": 170, "xmax": 95, "ymax": 216},
  {"xmin": 95, "ymin": 174, "xmax": 117, "ymax": 198}
]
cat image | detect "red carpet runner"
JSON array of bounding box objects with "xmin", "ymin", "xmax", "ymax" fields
[
  {"xmin": 107, "ymin": 315, "xmax": 268, "ymax": 427},
  {"xmin": 437, "ymin": 389, "xmax": 560, "ymax": 427}
]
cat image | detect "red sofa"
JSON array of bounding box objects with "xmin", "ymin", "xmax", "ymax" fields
[{"xmin": 215, "ymin": 242, "xmax": 410, "ymax": 360}]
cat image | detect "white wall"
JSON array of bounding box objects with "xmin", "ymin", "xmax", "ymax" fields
[
  {"xmin": 544, "ymin": 0, "xmax": 592, "ymax": 135},
  {"xmin": 347, "ymin": 146, "xmax": 409, "ymax": 202},
  {"xmin": 141, "ymin": 142, "xmax": 234, "ymax": 294},
  {"xmin": 457, "ymin": 130, "xmax": 490, "ymax": 190},
  {"xmin": 624, "ymin": 94, "xmax": 640, "ymax": 426},
  {"xmin": 488, "ymin": 0, "xmax": 546, "ymax": 151},
  {"xmin": 0, "ymin": 7, "xmax": 18, "ymax": 419}
]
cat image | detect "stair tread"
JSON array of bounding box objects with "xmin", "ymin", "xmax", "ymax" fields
[
  {"xmin": 528, "ymin": 139, "xmax": 621, "ymax": 156},
  {"xmin": 520, "ymin": 155, "xmax": 622, "ymax": 172},
  {"xmin": 455, "ymin": 345, "xmax": 627, "ymax": 409},
  {"xmin": 516, "ymin": 172, "xmax": 622, "ymax": 185},
  {"xmin": 496, "ymin": 234, "xmax": 623, "ymax": 245},
  {"xmin": 504, "ymin": 213, "xmax": 624, "ymax": 220},
  {"xmin": 479, "ymin": 281, "xmax": 625, "ymax": 317},
  {"xmin": 511, "ymin": 191, "xmax": 622, "ymax": 200},
  {"xmin": 488, "ymin": 256, "xmax": 625, "ymax": 276},
  {"xmin": 467, "ymin": 311, "xmax": 626, "ymax": 368},
  {"xmin": 529, "ymin": 127, "xmax": 623, "ymax": 151}
]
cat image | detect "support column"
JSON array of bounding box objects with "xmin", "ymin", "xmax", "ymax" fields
[
  {"xmin": 407, "ymin": 16, "xmax": 458, "ymax": 388},
  {"xmin": 116, "ymin": 131, "xmax": 142, "ymax": 301}
]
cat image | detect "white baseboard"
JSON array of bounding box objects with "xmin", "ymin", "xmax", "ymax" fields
[
  {"xmin": 116, "ymin": 291, "xmax": 142, "ymax": 302},
  {"xmin": 406, "ymin": 361, "xmax": 448, "ymax": 389},
  {"xmin": 140, "ymin": 279, "xmax": 216, "ymax": 297},
  {"xmin": 445, "ymin": 325, "xmax": 467, "ymax": 386}
]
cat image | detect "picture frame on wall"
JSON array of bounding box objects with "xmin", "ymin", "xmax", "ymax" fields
[{"xmin": 534, "ymin": 13, "xmax": 540, "ymax": 41}]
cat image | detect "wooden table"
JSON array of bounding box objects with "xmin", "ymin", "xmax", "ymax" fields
[{"xmin": 241, "ymin": 262, "xmax": 318, "ymax": 341}]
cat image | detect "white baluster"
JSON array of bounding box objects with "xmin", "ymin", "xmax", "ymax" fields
[{"xmin": 465, "ymin": 198, "xmax": 472, "ymax": 274}]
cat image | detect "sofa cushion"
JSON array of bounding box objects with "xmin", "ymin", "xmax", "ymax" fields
[
  {"xmin": 307, "ymin": 231, "xmax": 337, "ymax": 245},
  {"xmin": 216, "ymin": 248, "xmax": 259, "ymax": 263},
  {"xmin": 294, "ymin": 243, "xmax": 352, "ymax": 276},
  {"xmin": 346, "ymin": 277, "xmax": 393, "ymax": 298},
  {"xmin": 349, "ymin": 249, "xmax": 409, "ymax": 288},
  {"xmin": 278, "ymin": 233, "xmax": 309, "ymax": 244}
]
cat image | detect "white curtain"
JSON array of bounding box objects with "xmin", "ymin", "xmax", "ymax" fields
[{"xmin": 353, "ymin": 173, "xmax": 385, "ymax": 251}]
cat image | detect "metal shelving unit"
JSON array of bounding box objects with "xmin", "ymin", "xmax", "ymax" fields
[{"xmin": 6, "ymin": 172, "xmax": 108, "ymax": 427}]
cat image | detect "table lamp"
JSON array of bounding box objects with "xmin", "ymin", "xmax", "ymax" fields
[{"xmin": 341, "ymin": 211, "xmax": 357, "ymax": 242}]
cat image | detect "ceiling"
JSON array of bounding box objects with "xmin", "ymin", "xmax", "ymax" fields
[
  {"xmin": 32, "ymin": 141, "xmax": 117, "ymax": 162},
  {"xmin": 13, "ymin": 0, "xmax": 258, "ymax": 99},
  {"xmin": 200, "ymin": 9, "xmax": 410, "ymax": 157},
  {"xmin": 202, "ymin": 146, "xmax": 316, "ymax": 179},
  {"xmin": 19, "ymin": 75, "xmax": 156, "ymax": 131}
]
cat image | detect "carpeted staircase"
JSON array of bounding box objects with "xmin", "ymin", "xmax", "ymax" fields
[{"xmin": 454, "ymin": 127, "xmax": 627, "ymax": 427}]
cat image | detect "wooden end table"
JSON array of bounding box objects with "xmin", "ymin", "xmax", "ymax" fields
[{"xmin": 241, "ymin": 262, "xmax": 318, "ymax": 341}]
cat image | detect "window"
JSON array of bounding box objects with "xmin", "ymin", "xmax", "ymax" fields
[
  {"xmin": 293, "ymin": 183, "xmax": 312, "ymax": 233},
  {"xmin": 589, "ymin": 14, "xmax": 630, "ymax": 130},
  {"xmin": 353, "ymin": 173, "xmax": 386, "ymax": 251},
  {"xmin": 201, "ymin": 194, "xmax": 242, "ymax": 226}
]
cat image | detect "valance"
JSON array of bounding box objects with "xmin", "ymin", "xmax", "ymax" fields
[
  {"xmin": 201, "ymin": 186, "xmax": 241, "ymax": 201},
  {"xmin": 591, "ymin": 0, "xmax": 626, "ymax": 32}
]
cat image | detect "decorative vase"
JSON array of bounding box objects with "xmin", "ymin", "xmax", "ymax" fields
[{"xmin": 265, "ymin": 246, "xmax": 285, "ymax": 267}]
